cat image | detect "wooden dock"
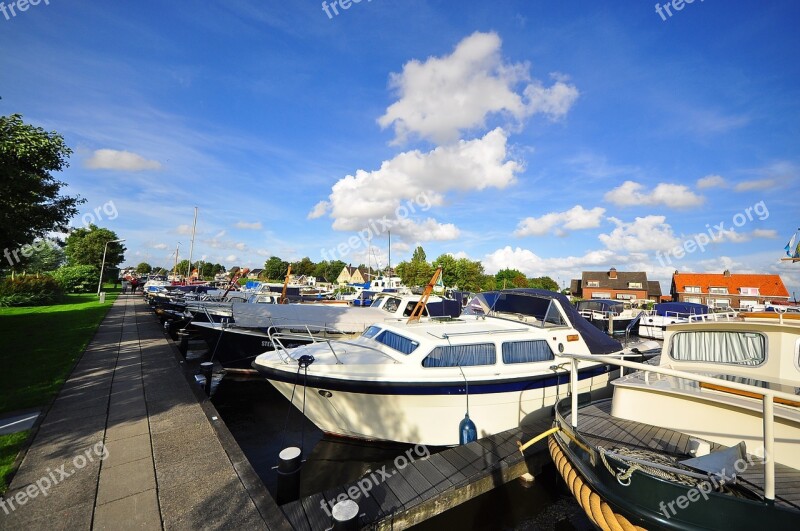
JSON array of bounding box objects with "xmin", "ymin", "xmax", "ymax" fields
[{"xmin": 280, "ymin": 417, "xmax": 554, "ymax": 530}]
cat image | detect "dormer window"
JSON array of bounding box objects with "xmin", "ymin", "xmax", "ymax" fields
[
  {"xmin": 685, "ymin": 286, "xmax": 701, "ymax": 294},
  {"xmin": 708, "ymin": 287, "xmax": 729, "ymax": 295},
  {"xmin": 627, "ymin": 282, "xmax": 642, "ymax": 289},
  {"xmin": 586, "ymin": 281, "xmax": 600, "ymax": 287},
  {"xmin": 740, "ymin": 287, "xmax": 760, "ymax": 296}
]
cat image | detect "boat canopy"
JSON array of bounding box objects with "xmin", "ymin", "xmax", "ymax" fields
[
  {"xmin": 575, "ymin": 299, "xmax": 624, "ymax": 314},
  {"xmin": 653, "ymin": 301, "xmax": 709, "ymax": 316},
  {"xmin": 466, "ymin": 289, "xmax": 622, "ymax": 355}
]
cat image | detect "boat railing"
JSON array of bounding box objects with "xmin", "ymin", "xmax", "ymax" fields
[
  {"xmin": 688, "ymin": 311, "xmax": 738, "ymax": 322},
  {"xmin": 268, "ymin": 326, "xmax": 399, "ymax": 365},
  {"xmin": 561, "ymin": 352, "xmax": 796, "ymax": 502}
]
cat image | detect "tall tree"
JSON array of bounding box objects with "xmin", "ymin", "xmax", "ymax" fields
[
  {"xmin": 64, "ymin": 225, "xmax": 125, "ymax": 271},
  {"xmin": 495, "ymin": 268, "xmax": 528, "ymax": 289},
  {"xmin": 22, "ymin": 238, "xmax": 65, "ymax": 273},
  {"xmin": 263, "ymin": 256, "xmax": 289, "ymax": 280},
  {"xmin": 292, "ymin": 256, "xmax": 316, "ymax": 276},
  {"xmin": 136, "ymin": 262, "xmax": 152, "ymax": 274},
  {"xmin": 527, "ymin": 276, "xmax": 559, "ymax": 291},
  {"xmin": 1, "ymin": 114, "xmax": 84, "ymax": 256}
]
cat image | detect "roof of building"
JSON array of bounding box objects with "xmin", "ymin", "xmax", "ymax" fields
[
  {"xmin": 647, "ymin": 280, "xmax": 662, "ymax": 298},
  {"xmin": 581, "ymin": 270, "xmax": 648, "ymax": 290},
  {"xmin": 672, "ymin": 272, "xmax": 789, "ymax": 298}
]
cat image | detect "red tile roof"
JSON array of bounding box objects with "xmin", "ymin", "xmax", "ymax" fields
[{"xmin": 673, "ymin": 273, "xmax": 789, "ymax": 298}]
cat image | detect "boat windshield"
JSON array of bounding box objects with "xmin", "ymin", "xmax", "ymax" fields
[{"xmin": 362, "ymin": 325, "xmax": 382, "ymax": 338}]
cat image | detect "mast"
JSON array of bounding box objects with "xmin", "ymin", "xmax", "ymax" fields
[
  {"xmin": 186, "ymin": 206, "xmax": 198, "ymax": 281},
  {"xmin": 388, "ymin": 230, "xmax": 391, "ymax": 276}
]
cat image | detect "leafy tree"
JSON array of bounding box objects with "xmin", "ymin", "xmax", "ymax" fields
[
  {"xmin": 292, "ymin": 256, "xmax": 316, "ymax": 277},
  {"xmin": 64, "ymin": 225, "xmax": 125, "ymax": 285},
  {"xmin": 411, "ymin": 246, "xmax": 427, "ymax": 263},
  {"xmin": 313, "ymin": 260, "xmax": 346, "ymax": 282},
  {"xmin": 432, "ymin": 254, "xmax": 458, "ymax": 286},
  {"xmin": 263, "ymin": 256, "xmax": 289, "ymax": 281},
  {"xmin": 16, "ymin": 238, "xmax": 65, "ymax": 273},
  {"xmin": 495, "ymin": 268, "xmax": 528, "ymax": 289},
  {"xmin": 211, "ymin": 263, "xmax": 226, "ymax": 276},
  {"xmin": 52, "ymin": 265, "xmax": 100, "ymax": 293},
  {"xmin": 454, "ymin": 257, "xmax": 485, "ymax": 292},
  {"xmin": 527, "ymin": 276, "xmax": 559, "ymax": 291},
  {"xmin": 0, "ymin": 114, "xmax": 84, "ymax": 257},
  {"xmin": 136, "ymin": 262, "xmax": 152, "ymax": 274}
]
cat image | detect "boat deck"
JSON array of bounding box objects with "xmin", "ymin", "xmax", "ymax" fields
[{"xmin": 568, "ymin": 401, "xmax": 800, "ymax": 511}]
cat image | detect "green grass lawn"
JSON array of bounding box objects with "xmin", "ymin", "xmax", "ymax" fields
[{"xmin": 0, "ymin": 286, "xmax": 121, "ymax": 492}]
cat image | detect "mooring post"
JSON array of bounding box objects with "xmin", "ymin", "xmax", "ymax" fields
[
  {"xmin": 199, "ymin": 362, "xmax": 214, "ymax": 396},
  {"xmin": 332, "ymin": 499, "xmax": 359, "ymax": 530},
  {"xmin": 276, "ymin": 447, "xmax": 303, "ymax": 504}
]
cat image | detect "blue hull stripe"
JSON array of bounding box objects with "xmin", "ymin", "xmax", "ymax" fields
[{"xmin": 253, "ymin": 364, "xmax": 612, "ymax": 396}]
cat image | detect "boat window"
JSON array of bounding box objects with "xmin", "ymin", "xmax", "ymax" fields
[
  {"xmin": 543, "ymin": 301, "xmax": 567, "ymax": 326},
  {"xmin": 382, "ymin": 297, "xmax": 402, "ymax": 314},
  {"xmin": 375, "ymin": 330, "xmax": 419, "ymax": 354},
  {"xmin": 402, "ymin": 301, "xmax": 427, "ymax": 317},
  {"xmin": 362, "ymin": 325, "xmax": 382, "ymax": 339},
  {"xmin": 422, "ymin": 343, "xmax": 496, "ymax": 367},
  {"xmin": 502, "ymin": 340, "xmax": 554, "ymax": 364},
  {"xmin": 669, "ymin": 331, "xmax": 766, "ymax": 366}
]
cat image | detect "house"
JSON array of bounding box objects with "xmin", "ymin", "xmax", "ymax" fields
[
  {"xmin": 647, "ymin": 281, "xmax": 663, "ymax": 302},
  {"xmin": 336, "ymin": 265, "xmax": 367, "ymax": 285},
  {"xmin": 570, "ymin": 268, "xmax": 654, "ymax": 302},
  {"xmin": 670, "ymin": 270, "xmax": 789, "ymax": 309},
  {"xmin": 246, "ymin": 268, "xmax": 263, "ymax": 280}
]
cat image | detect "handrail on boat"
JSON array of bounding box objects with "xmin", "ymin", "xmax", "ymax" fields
[{"xmin": 562, "ymin": 351, "xmax": 790, "ymax": 502}]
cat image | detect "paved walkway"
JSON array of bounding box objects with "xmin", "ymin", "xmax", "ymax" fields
[{"xmin": 0, "ymin": 294, "xmax": 290, "ymax": 530}]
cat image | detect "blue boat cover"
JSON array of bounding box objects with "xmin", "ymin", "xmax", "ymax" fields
[
  {"xmin": 653, "ymin": 301, "xmax": 708, "ymax": 316},
  {"xmin": 467, "ymin": 289, "xmax": 622, "ymax": 355}
]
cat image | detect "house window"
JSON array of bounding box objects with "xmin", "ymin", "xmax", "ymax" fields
[
  {"xmin": 685, "ymin": 286, "xmax": 701, "ymax": 294},
  {"xmin": 586, "ymin": 281, "xmax": 600, "ymax": 288},
  {"xmin": 708, "ymin": 287, "xmax": 729, "ymax": 295},
  {"xmin": 740, "ymin": 287, "xmax": 760, "ymax": 296},
  {"xmin": 591, "ymin": 292, "xmax": 611, "ymax": 299},
  {"xmin": 685, "ymin": 296, "xmax": 702, "ymax": 304},
  {"xmin": 616, "ymin": 293, "xmax": 636, "ymax": 300},
  {"xmin": 627, "ymin": 282, "xmax": 642, "ymax": 289},
  {"xmin": 502, "ymin": 340, "xmax": 554, "ymax": 364},
  {"xmin": 708, "ymin": 298, "xmax": 730, "ymax": 308},
  {"xmin": 422, "ymin": 343, "xmax": 496, "ymax": 367}
]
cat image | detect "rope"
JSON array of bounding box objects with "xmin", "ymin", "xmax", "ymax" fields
[
  {"xmin": 548, "ymin": 436, "xmax": 646, "ymax": 531},
  {"xmin": 598, "ymin": 446, "xmax": 702, "ymax": 487}
]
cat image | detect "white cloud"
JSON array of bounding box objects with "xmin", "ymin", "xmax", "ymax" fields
[
  {"xmin": 311, "ymin": 128, "xmax": 521, "ymax": 242},
  {"xmin": 752, "ymin": 229, "xmax": 778, "ymax": 239},
  {"xmin": 225, "ymin": 254, "xmax": 238, "ymax": 262},
  {"xmin": 734, "ymin": 179, "xmax": 777, "ymax": 192},
  {"xmin": 696, "ymin": 174, "xmax": 726, "ymax": 189},
  {"xmin": 598, "ymin": 216, "xmax": 681, "ymax": 253},
  {"xmin": 307, "ymin": 201, "xmax": 329, "ymax": 220},
  {"xmin": 604, "ymin": 181, "xmax": 704, "ymax": 208},
  {"xmin": 515, "ymin": 205, "xmax": 605, "ymax": 237},
  {"xmin": 482, "ymin": 246, "xmax": 617, "ymax": 276},
  {"xmin": 377, "ymin": 31, "xmax": 578, "ymax": 144},
  {"xmin": 176, "ymin": 224, "xmax": 193, "ymax": 235},
  {"xmin": 152, "ymin": 243, "xmax": 168, "ymax": 250},
  {"xmin": 85, "ymin": 149, "xmax": 161, "ymax": 171},
  {"xmin": 235, "ymin": 221, "xmax": 262, "ymax": 230}
]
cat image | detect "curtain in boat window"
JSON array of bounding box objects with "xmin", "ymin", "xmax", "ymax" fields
[
  {"xmin": 375, "ymin": 330, "xmax": 419, "ymax": 354},
  {"xmin": 422, "ymin": 343, "xmax": 496, "ymax": 367},
  {"xmin": 502, "ymin": 340, "xmax": 554, "ymax": 364},
  {"xmin": 670, "ymin": 331, "xmax": 766, "ymax": 365}
]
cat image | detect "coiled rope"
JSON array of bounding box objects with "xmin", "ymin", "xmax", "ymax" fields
[{"xmin": 548, "ymin": 435, "xmax": 647, "ymax": 531}]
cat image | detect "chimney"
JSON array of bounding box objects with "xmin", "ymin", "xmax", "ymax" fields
[
  {"xmin": 609, "ymin": 267, "xmax": 617, "ymax": 280},
  {"xmin": 723, "ymin": 269, "xmax": 731, "ymax": 277}
]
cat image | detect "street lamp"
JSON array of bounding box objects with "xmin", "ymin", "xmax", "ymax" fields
[{"xmin": 98, "ymin": 239, "xmax": 125, "ymax": 295}]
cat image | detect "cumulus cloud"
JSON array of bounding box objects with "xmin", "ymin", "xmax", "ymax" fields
[
  {"xmin": 378, "ymin": 31, "xmax": 579, "ymax": 144},
  {"xmin": 85, "ymin": 149, "xmax": 161, "ymax": 171},
  {"xmin": 734, "ymin": 179, "xmax": 777, "ymax": 192},
  {"xmin": 696, "ymin": 174, "xmax": 726, "ymax": 189},
  {"xmin": 598, "ymin": 216, "xmax": 681, "ymax": 253},
  {"xmin": 752, "ymin": 229, "xmax": 778, "ymax": 239},
  {"xmin": 311, "ymin": 128, "xmax": 521, "ymax": 242},
  {"xmin": 235, "ymin": 221, "xmax": 262, "ymax": 230},
  {"xmin": 152, "ymin": 243, "xmax": 168, "ymax": 250},
  {"xmin": 515, "ymin": 205, "xmax": 605, "ymax": 237},
  {"xmin": 604, "ymin": 181, "xmax": 704, "ymax": 208},
  {"xmin": 482, "ymin": 246, "xmax": 617, "ymax": 276}
]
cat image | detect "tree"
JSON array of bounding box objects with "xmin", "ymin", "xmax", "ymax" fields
[
  {"xmin": 432, "ymin": 254, "xmax": 458, "ymax": 286},
  {"xmin": 64, "ymin": 225, "xmax": 125, "ymax": 281},
  {"xmin": 263, "ymin": 256, "xmax": 289, "ymax": 280},
  {"xmin": 313, "ymin": 260, "xmax": 346, "ymax": 282},
  {"xmin": 0, "ymin": 114, "xmax": 85, "ymax": 258},
  {"xmin": 527, "ymin": 276, "xmax": 559, "ymax": 291},
  {"xmin": 136, "ymin": 262, "xmax": 152, "ymax": 274},
  {"xmin": 495, "ymin": 268, "xmax": 527, "ymax": 289},
  {"xmin": 16, "ymin": 238, "xmax": 65, "ymax": 273},
  {"xmin": 411, "ymin": 246, "xmax": 427, "ymax": 263},
  {"xmin": 292, "ymin": 256, "xmax": 316, "ymax": 277}
]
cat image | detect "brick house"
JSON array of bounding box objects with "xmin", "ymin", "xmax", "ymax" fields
[
  {"xmin": 570, "ymin": 268, "xmax": 654, "ymax": 301},
  {"xmin": 670, "ymin": 270, "xmax": 789, "ymax": 309},
  {"xmin": 336, "ymin": 265, "xmax": 367, "ymax": 285}
]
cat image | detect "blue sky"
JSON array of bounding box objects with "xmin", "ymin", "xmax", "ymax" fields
[{"xmin": 2, "ymin": 0, "xmax": 799, "ymax": 296}]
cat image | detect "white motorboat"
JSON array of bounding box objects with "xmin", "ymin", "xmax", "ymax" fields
[
  {"xmin": 636, "ymin": 301, "xmax": 737, "ymax": 339},
  {"xmin": 253, "ymin": 289, "xmax": 648, "ymax": 446}
]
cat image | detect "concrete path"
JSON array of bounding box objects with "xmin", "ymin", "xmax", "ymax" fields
[{"xmin": 0, "ymin": 294, "xmax": 291, "ymax": 530}]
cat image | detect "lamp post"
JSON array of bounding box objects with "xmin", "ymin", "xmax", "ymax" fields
[{"xmin": 98, "ymin": 238, "xmax": 125, "ymax": 295}]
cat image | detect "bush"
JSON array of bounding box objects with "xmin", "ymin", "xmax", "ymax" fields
[
  {"xmin": 52, "ymin": 265, "xmax": 100, "ymax": 293},
  {"xmin": 0, "ymin": 275, "xmax": 64, "ymax": 306}
]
